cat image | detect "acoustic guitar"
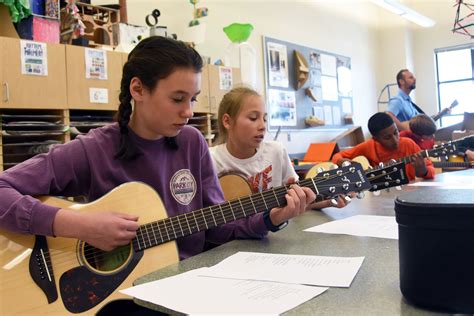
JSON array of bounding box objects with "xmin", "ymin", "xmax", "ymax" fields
[
  {"xmin": 0, "ymin": 162, "xmax": 407, "ymax": 315},
  {"xmin": 220, "ymin": 162, "xmax": 408, "ymax": 201},
  {"xmin": 337, "ymin": 136, "xmax": 472, "ymax": 175}
]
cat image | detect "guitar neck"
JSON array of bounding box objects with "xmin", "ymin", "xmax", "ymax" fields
[
  {"xmin": 432, "ymin": 161, "xmax": 473, "ymax": 169},
  {"xmin": 133, "ymin": 165, "xmax": 374, "ymax": 251},
  {"xmin": 133, "ymin": 182, "xmax": 297, "ymax": 251}
]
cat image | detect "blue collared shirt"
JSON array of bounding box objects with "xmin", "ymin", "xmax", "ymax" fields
[{"xmin": 387, "ymin": 90, "xmax": 419, "ymax": 122}]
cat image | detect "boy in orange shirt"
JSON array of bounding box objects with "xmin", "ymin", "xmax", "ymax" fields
[{"xmin": 332, "ymin": 112, "xmax": 435, "ymax": 181}]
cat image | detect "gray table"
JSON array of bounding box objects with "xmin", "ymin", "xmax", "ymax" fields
[{"xmin": 134, "ymin": 170, "xmax": 473, "ymax": 315}]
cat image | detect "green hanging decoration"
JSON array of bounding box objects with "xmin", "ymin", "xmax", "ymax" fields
[{"xmin": 223, "ymin": 23, "xmax": 254, "ymax": 43}]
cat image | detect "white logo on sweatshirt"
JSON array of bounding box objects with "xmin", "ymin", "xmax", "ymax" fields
[{"xmin": 170, "ymin": 169, "xmax": 196, "ymax": 205}]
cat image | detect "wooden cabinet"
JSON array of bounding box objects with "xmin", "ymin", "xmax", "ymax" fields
[
  {"xmin": 65, "ymin": 45, "xmax": 122, "ymax": 110},
  {"xmin": 0, "ymin": 37, "xmax": 67, "ymax": 109},
  {"xmin": 0, "ymin": 37, "xmax": 238, "ymax": 171},
  {"xmin": 195, "ymin": 65, "xmax": 242, "ymax": 114}
]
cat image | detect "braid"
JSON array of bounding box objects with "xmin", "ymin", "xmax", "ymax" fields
[
  {"xmin": 114, "ymin": 36, "xmax": 203, "ymax": 159},
  {"xmin": 115, "ymin": 77, "xmax": 142, "ymax": 161}
]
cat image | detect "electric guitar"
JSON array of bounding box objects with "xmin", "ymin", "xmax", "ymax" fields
[{"xmin": 0, "ymin": 163, "xmax": 407, "ymax": 315}]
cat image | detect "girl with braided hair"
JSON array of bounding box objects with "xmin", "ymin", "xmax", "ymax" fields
[{"xmin": 0, "ymin": 37, "xmax": 315, "ymax": 314}]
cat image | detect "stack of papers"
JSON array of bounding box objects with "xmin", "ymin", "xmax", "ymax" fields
[{"xmin": 121, "ymin": 252, "xmax": 365, "ymax": 314}]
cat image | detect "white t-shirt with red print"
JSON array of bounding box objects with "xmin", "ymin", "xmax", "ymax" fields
[{"xmin": 210, "ymin": 141, "xmax": 298, "ymax": 193}]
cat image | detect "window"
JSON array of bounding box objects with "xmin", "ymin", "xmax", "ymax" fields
[{"xmin": 434, "ymin": 44, "xmax": 474, "ymax": 127}]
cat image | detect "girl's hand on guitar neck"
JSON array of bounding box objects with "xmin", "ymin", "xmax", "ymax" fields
[
  {"xmin": 53, "ymin": 209, "xmax": 140, "ymax": 251},
  {"xmin": 268, "ymin": 177, "xmax": 316, "ymax": 226}
]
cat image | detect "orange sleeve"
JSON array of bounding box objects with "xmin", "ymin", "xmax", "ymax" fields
[
  {"xmin": 331, "ymin": 141, "xmax": 371, "ymax": 164},
  {"xmin": 403, "ymin": 139, "xmax": 435, "ymax": 180}
]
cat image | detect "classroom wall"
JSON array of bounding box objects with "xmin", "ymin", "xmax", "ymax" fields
[
  {"xmin": 93, "ymin": 0, "xmax": 470, "ymax": 153},
  {"xmin": 94, "ymin": 0, "xmax": 380, "ymax": 153},
  {"xmin": 374, "ymin": 0, "xmax": 471, "ymax": 117}
]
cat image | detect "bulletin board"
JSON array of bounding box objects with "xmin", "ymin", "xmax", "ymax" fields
[{"xmin": 263, "ymin": 36, "xmax": 353, "ymax": 131}]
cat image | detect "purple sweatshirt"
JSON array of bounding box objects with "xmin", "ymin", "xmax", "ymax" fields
[{"xmin": 0, "ymin": 124, "xmax": 268, "ymax": 259}]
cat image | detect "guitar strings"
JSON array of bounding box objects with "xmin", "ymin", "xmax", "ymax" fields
[
  {"xmin": 46, "ymin": 168, "xmax": 400, "ymax": 267},
  {"xmin": 77, "ymin": 167, "xmax": 397, "ymax": 264}
]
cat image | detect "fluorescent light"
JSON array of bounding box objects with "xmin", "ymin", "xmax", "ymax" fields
[
  {"xmin": 371, "ymin": 0, "xmax": 405, "ymax": 15},
  {"xmin": 371, "ymin": 0, "xmax": 436, "ymax": 28}
]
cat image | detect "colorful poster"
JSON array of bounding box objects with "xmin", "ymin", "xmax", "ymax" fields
[
  {"xmin": 20, "ymin": 40, "xmax": 48, "ymax": 76},
  {"xmin": 85, "ymin": 48, "xmax": 108, "ymax": 80},
  {"xmin": 268, "ymin": 89, "xmax": 297, "ymax": 126},
  {"xmin": 219, "ymin": 67, "xmax": 233, "ymax": 90},
  {"xmin": 267, "ymin": 42, "xmax": 289, "ymax": 88}
]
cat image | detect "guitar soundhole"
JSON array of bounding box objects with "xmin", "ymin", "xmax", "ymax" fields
[{"xmin": 81, "ymin": 242, "xmax": 132, "ymax": 274}]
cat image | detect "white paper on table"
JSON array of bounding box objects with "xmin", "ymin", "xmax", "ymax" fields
[
  {"xmin": 304, "ymin": 215, "xmax": 398, "ymax": 240},
  {"xmin": 120, "ymin": 268, "xmax": 327, "ymax": 315},
  {"xmin": 200, "ymin": 252, "xmax": 364, "ymax": 287},
  {"xmin": 409, "ymin": 177, "xmax": 474, "ymax": 189}
]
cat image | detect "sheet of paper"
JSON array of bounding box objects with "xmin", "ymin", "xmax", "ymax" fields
[
  {"xmin": 409, "ymin": 176, "xmax": 474, "ymax": 189},
  {"xmin": 201, "ymin": 252, "xmax": 364, "ymax": 287},
  {"xmin": 121, "ymin": 268, "xmax": 327, "ymax": 315},
  {"xmin": 321, "ymin": 76, "xmax": 338, "ymax": 101},
  {"xmin": 304, "ymin": 215, "xmax": 398, "ymax": 240},
  {"xmin": 321, "ymin": 54, "xmax": 336, "ymax": 76}
]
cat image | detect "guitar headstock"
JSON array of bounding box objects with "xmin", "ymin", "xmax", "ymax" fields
[
  {"xmin": 365, "ymin": 161, "xmax": 409, "ymax": 192},
  {"xmin": 429, "ymin": 141, "xmax": 460, "ymax": 159},
  {"xmin": 307, "ymin": 163, "xmax": 371, "ymax": 197}
]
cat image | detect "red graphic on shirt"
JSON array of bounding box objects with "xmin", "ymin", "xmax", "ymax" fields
[{"xmin": 248, "ymin": 165, "xmax": 273, "ymax": 193}]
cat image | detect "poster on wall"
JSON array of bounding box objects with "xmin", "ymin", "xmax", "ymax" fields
[
  {"xmin": 267, "ymin": 42, "xmax": 289, "ymax": 88},
  {"xmin": 219, "ymin": 67, "xmax": 233, "ymax": 90},
  {"xmin": 309, "ymin": 51, "xmax": 321, "ymax": 69},
  {"xmin": 20, "ymin": 40, "xmax": 48, "ymax": 76},
  {"xmin": 337, "ymin": 57, "xmax": 352, "ymax": 97},
  {"xmin": 268, "ymin": 89, "xmax": 297, "ymax": 126},
  {"xmin": 341, "ymin": 98, "xmax": 352, "ymax": 114},
  {"xmin": 85, "ymin": 48, "xmax": 108, "ymax": 80},
  {"xmin": 323, "ymin": 105, "xmax": 333, "ymax": 125},
  {"xmin": 321, "ymin": 76, "xmax": 338, "ymax": 101},
  {"xmin": 320, "ymin": 54, "xmax": 337, "ymax": 77}
]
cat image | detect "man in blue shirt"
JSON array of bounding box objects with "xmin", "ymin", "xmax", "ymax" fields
[{"xmin": 387, "ymin": 69, "xmax": 420, "ymax": 131}]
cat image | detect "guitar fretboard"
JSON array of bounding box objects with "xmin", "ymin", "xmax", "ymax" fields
[
  {"xmin": 131, "ymin": 166, "xmax": 368, "ymax": 252},
  {"xmin": 433, "ymin": 161, "xmax": 473, "ymax": 169}
]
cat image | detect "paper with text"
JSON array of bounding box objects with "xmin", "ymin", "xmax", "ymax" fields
[
  {"xmin": 200, "ymin": 252, "xmax": 364, "ymax": 287},
  {"xmin": 121, "ymin": 268, "xmax": 327, "ymax": 315},
  {"xmin": 305, "ymin": 215, "xmax": 398, "ymax": 239}
]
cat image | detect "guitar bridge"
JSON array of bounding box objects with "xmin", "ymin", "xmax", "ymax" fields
[{"xmin": 29, "ymin": 235, "xmax": 58, "ymax": 304}]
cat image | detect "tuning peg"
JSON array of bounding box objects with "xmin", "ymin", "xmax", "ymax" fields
[
  {"xmin": 317, "ymin": 167, "xmax": 324, "ymax": 173},
  {"xmin": 372, "ymin": 190, "xmax": 381, "ymax": 196},
  {"xmin": 330, "ymin": 164, "xmax": 339, "ymax": 170},
  {"xmin": 356, "ymin": 191, "xmax": 365, "ymax": 199},
  {"xmin": 330, "ymin": 198, "xmax": 338, "ymax": 206},
  {"xmin": 389, "ymin": 159, "xmax": 397, "ymax": 165},
  {"xmin": 341, "ymin": 160, "xmax": 352, "ymax": 167},
  {"xmin": 395, "ymin": 186, "xmax": 402, "ymax": 191},
  {"xmin": 344, "ymin": 195, "xmax": 352, "ymax": 203},
  {"xmin": 378, "ymin": 162, "xmax": 385, "ymax": 168}
]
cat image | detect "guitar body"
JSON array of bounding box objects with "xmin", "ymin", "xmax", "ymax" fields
[
  {"xmin": 304, "ymin": 162, "xmax": 337, "ymax": 179},
  {"xmin": 0, "ymin": 182, "xmax": 179, "ymax": 315},
  {"xmin": 219, "ymin": 173, "xmax": 253, "ymax": 200}
]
